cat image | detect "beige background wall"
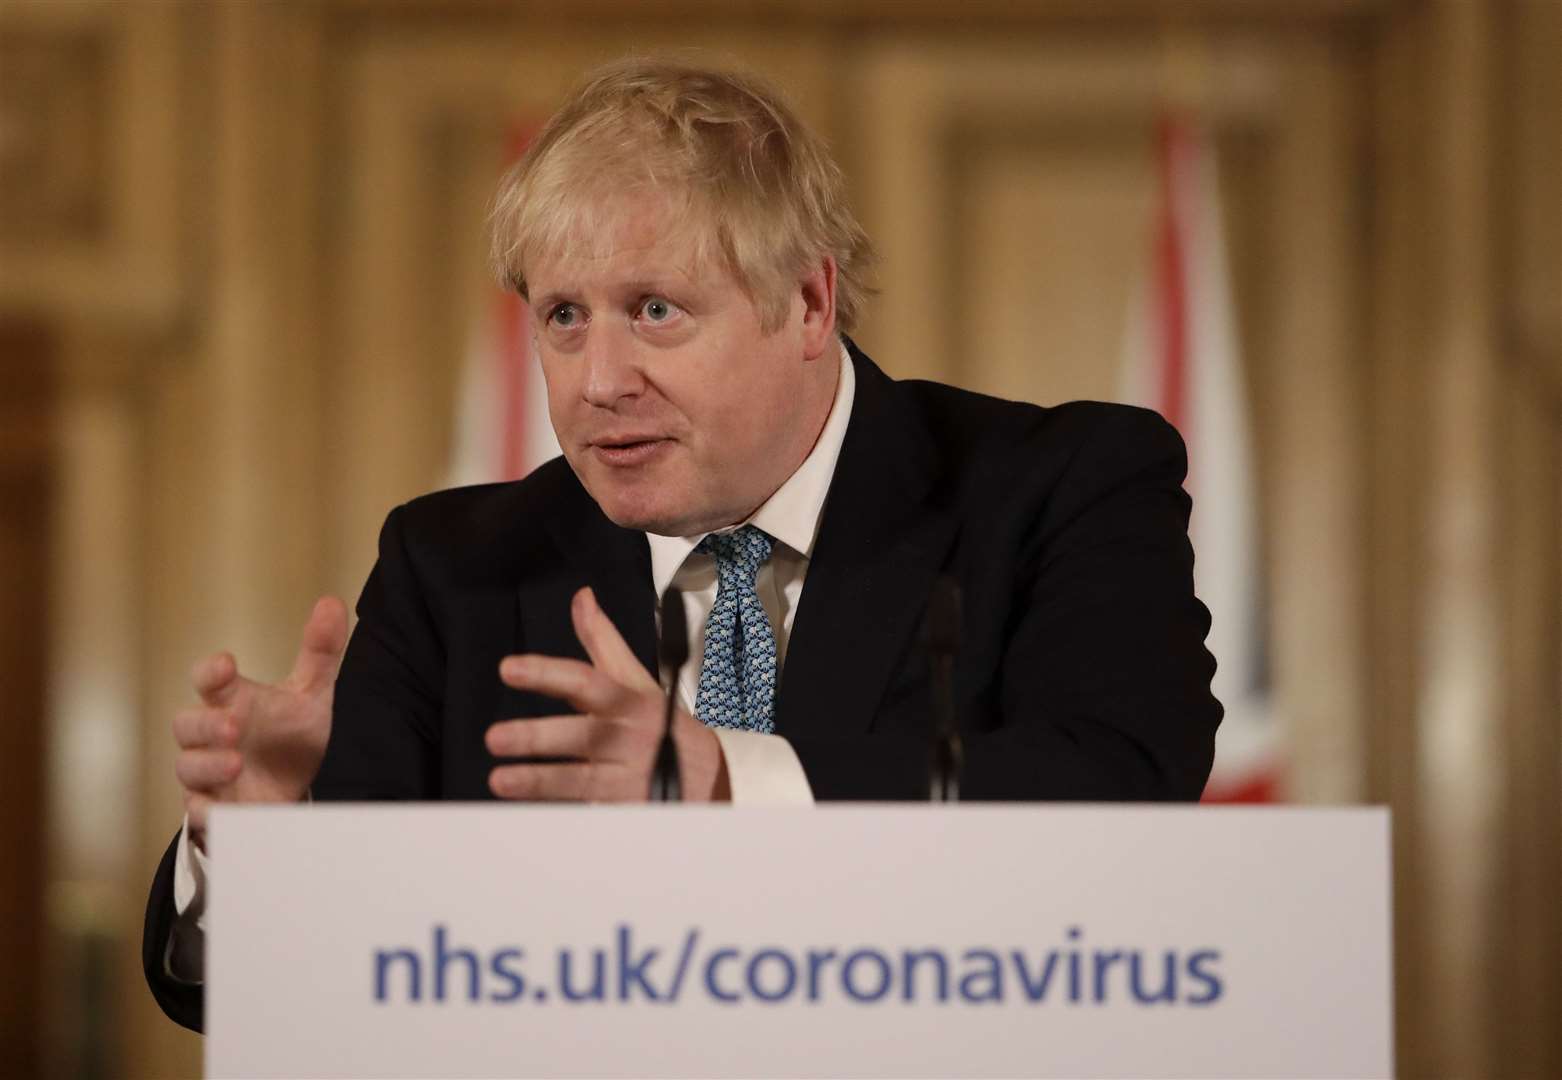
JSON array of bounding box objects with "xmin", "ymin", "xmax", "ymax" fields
[{"xmin": 0, "ymin": 1, "xmax": 1557, "ymax": 1077}]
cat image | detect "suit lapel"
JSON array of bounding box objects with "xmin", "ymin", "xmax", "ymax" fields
[
  {"xmin": 775, "ymin": 344, "xmax": 959, "ymax": 740},
  {"xmin": 540, "ymin": 476, "xmax": 659, "ymax": 675},
  {"xmin": 528, "ymin": 343, "xmax": 955, "ymax": 737}
]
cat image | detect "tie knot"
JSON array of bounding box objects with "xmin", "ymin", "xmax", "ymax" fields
[{"xmin": 697, "ymin": 525, "xmax": 773, "ymax": 580}]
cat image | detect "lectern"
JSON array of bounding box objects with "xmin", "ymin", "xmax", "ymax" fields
[{"xmin": 207, "ymin": 805, "xmax": 1391, "ymax": 1079}]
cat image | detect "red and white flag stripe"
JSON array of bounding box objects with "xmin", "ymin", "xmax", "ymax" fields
[
  {"xmin": 446, "ymin": 127, "xmax": 561, "ymax": 488},
  {"xmin": 1121, "ymin": 115, "xmax": 1282, "ymax": 802}
]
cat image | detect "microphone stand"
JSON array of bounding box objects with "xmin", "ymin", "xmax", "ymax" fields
[
  {"xmin": 650, "ymin": 585, "xmax": 689, "ymax": 801},
  {"xmin": 925, "ymin": 575, "xmax": 964, "ymax": 802}
]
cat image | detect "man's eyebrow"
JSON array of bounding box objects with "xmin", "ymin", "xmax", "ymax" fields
[
  {"xmin": 621, "ymin": 276, "xmax": 697, "ymax": 297},
  {"xmin": 530, "ymin": 290, "xmax": 571, "ymax": 312},
  {"xmin": 532, "ymin": 276, "xmax": 698, "ymax": 310}
]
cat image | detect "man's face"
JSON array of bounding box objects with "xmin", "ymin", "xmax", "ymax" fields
[{"xmin": 528, "ymin": 200, "xmax": 823, "ymax": 536}]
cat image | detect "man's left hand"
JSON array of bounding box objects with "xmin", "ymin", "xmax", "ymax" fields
[{"xmin": 486, "ymin": 586, "xmax": 729, "ymax": 802}]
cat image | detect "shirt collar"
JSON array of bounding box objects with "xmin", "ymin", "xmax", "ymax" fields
[{"xmin": 646, "ymin": 341, "xmax": 856, "ymax": 596}]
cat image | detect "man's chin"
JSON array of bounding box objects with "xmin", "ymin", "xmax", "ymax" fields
[
  {"xmin": 603, "ymin": 506, "xmax": 680, "ymax": 535},
  {"xmin": 573, "ymin": 459, "xmax": 743, "ymax": 537},
  {"xmin": 589, "ymin": 486, "xmax": 691, "ymax": 537},
  {"xmin": 592, "ymin": 488, "xmax": 730, "ymax": 539}
]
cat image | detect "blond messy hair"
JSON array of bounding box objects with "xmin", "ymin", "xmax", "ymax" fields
[{"xmin": 488, "ymin": 56, "xmax": 875, "ymax": 333}]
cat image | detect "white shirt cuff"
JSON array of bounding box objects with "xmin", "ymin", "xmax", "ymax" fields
[
  {"xmin": 711, "ymin": 730, "xmax": 814, "ymax": 804},
  {"xmin": 165, "ymin": 816, "xmax": 209, "ymax": 983},
  {"xmin": 173, "ymin": 815, "xmax": 209, "ymax": 928}
]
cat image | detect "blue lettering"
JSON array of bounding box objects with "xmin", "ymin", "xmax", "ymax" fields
[
  {"xmin": 957, "ymin": 949, "xmax": 1003, "ymax": 1002},
  {"xmin": 1184, "ymin": 950, "xmax": 1224, "ymax": 1005},
  {"xmin": 1066, "ymin": 928, "xmax": 1083, "ymax": 1003},
  {"xmin": 746, "ymin": 949, "xmax": 797, "ymax": 1003},
  {"xmin": 558, "ymin": 948, "xmax": 606, "ymax": 1002},
  {"xmin": 1092, "ymin": 950, "xmax": 1124, "ymax": 1002},
  {"xmin": 365, "ymin": 929, "xmax": 1224, "ymax": 1010},
  {"xmin": 901, "ymin": 949, "xmax": 949, "ymax": 1002},
  {"xmin": 616, "ymin": 924, "xmax": 662, "ymax": 1002},
  {"xmin": 841, "ymin": 949, "xmax": 892, "ymax": 1003},
  {"xmin": 703, "ymin": 948, "xmax": 741, "ymax": 1004},
  {"xmin": 1128, "ymin": 951, "xmax": 1177, "ymax": 1004},
  {"xmin": 433, "ymin": 925, "xmax": 480, "ymax": 1003},
  {"xmin": 1010, "ymin": 950, "xmax": 1062, "ymax": 1002},
  {"xmin": 374, "ymin": 948, "xmax": 420, "ymax": 1003},
  {"xmin": 805, "ymin": 949, "xmax": 837, "ymax": 1001},
  {"xmin": 488, "ymin": 948, "xmax": 526, "ymax": 1002}
]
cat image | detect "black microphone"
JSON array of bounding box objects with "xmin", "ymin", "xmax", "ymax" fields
[
  {"xmin": 924, "ymin": 575, "xmax": 964, "ymax": 802},
  {"xmin": 650, "ymin": 585, "xmax": 690, "ymax": 801}
]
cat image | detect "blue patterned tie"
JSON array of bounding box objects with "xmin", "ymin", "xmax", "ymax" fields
[{"xmin": 693, "ymin": 526, "xmax": 777, "ymax": 733}]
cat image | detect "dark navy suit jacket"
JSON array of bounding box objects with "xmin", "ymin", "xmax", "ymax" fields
[{"xmin": 144, "ymin": 340, "xmax": 1222, "ymax": 1031}]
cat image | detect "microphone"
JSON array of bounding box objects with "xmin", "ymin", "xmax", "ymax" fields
[
  {"xmin": 924, "ymin": 575, "xmax": 964, "ymax": 802},
  {"xmin": 650, "ymin": 585, "xmax": 690, "ymax": 801}
]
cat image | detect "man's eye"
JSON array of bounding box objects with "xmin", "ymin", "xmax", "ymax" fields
[
  {"xmin": 638, "ymin": 297, "xmax": 678, "ymax": 322},
  {"xmin": 548, "ymin": 303, "xmax": 583, "ymax": 328}
]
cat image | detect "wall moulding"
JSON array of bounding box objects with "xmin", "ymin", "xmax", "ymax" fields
[
  {"xmin": 0, "ymin": 28, "xmax": 109, "ymax": 247},
  {"xmin": 319, "ymin": 0, "xmax": 1397, "ymax": 28},
  {"xmin": 0, "ymin": 5, "xmax": 188, "ymax": 335},
  {"xmin": 0, "ymin": 2, "xmax": 1548, "ymax": 1078}
]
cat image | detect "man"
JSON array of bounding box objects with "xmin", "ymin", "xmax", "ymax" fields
[{"xmin": 144, "ymin": 58, "xmax": 1221, "ymax": 1033}]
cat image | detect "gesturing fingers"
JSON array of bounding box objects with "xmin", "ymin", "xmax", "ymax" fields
[
  {"xmin": 485, "ymin": 715, "xmax": 591, "ymax": 760},
  {"xmin": 488, "ymin": 762, "xmax": 650, "ymax": 802},
  {"xmin": 499, "ymin": 654, "xmax": 626, "ymax": 715},
  {"xmin": 572, "ymin": 587, "xmax": 660, "ymax": 693},
  {"xmin": 191, "ymin": 651, "xmax": 240, "ymax": 707},
  {"xmin": 283, "ymin": 595, "xmax": 349, "ymax": 695},
  {"xmin": 172, "ymin": 706, "xmax": 239, "ymax": 750},
  {"xmin": 175, "ymin": 747, "xmax": 241, "ymax": 791},
  {"xmin": 493, "ymin": 594, "xmax": 670, "ymax": 804},
  {"xmin": 489, "ymin": 762, "xmax": 596, "ymax": 801}
]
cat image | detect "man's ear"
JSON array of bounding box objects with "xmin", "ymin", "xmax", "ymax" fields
[{"xmin": 798, "ymin": 256, "xmax": 838, "ymax": 361}]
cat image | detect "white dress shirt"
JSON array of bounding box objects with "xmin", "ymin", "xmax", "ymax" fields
[
  {"xmin": 651, "ymin": 341, "xmax": 854, "ymax": 804},
  {"xmin": 170, "ymin": 343, "xmax": 855, "ymax": 958}
]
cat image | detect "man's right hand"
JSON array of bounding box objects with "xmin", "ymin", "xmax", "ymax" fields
[{"xmin": 173, "ymin": 596, "xmax": 348, "ymax": 851}]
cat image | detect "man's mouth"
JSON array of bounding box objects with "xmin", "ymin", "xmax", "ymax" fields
[{"xmin": 589, "ymin": 437, "xmax": 670, "ymax": 467}]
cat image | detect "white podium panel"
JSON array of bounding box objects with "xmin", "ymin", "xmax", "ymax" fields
[{"xmin": 207, "ymin": 805, "xmax": 1391, "ymax": 1079}]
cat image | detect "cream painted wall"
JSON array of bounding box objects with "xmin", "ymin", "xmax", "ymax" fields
[{"xmin": 0, "ymin": 2, "xmax": 1556, "ymax": 1077}]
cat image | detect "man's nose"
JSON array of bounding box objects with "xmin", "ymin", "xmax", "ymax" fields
[{"xmin": 580, "ymin": 326, "xmax": 646, "ymax": 408}]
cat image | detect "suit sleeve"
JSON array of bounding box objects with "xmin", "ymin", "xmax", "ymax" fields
[
  {"xmin": 313, "ymin": 503, "xmax": 445, "ymax": 800},
  {"xmin": 970, "ymin": 407, "xmax": 1220, "ymax": 799},
  {"xmin": 788, "ymin": 408, "xmax": 1221, "ymax": 801},
  {"xmin": 141, "ymin": 505, "xmax": 446, "ymax": 1032},
  {"xmin": 143, "ymin": 830, "xmax": 205, "ymax": 1032}
]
